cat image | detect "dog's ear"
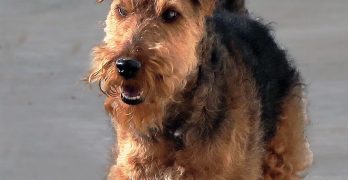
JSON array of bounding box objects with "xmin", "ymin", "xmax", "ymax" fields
[
  {"xmin": 96, "ymin": 0, "xmax": 104, "ymax": 3},
  {"xmin": 195, "ymin": 0, "xmax": 216, "ymax": 16},
  {"xmin": 220, "ymin": 0, "xmax": 247, "ymax": 14}
]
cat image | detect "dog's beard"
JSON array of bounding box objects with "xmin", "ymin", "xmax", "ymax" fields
[{"xmin": 88, "ymin": 41, "xmax": 198, "ymax": 133}]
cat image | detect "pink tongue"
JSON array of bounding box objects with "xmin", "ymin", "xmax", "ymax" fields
[{"xmin": 123, "ymin": 86, "xmax": 140, "ymax": 97}]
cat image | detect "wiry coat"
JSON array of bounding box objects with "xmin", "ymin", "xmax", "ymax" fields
[{"xmin": 88, "ymin": 0, "xmax": 312, "ymax": 179}]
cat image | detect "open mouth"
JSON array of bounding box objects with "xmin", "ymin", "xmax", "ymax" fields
[{"xmin": 120, "ymin": 85, "xmax": 144, "ymax": 105}]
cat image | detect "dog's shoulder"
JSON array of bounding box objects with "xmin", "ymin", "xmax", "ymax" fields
[{"xmin": 207, "ymin": 11, "xmax": 301, "ymax": 140}]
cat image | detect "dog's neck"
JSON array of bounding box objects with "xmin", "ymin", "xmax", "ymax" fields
[
  {"xmin": 160, "ymin": 44, "xmax": 230, "ymax": 150},
  {"xmin": 125, "ymin": 32, "xmax": 230, "ymax": 150},
  {"xmin": 161, "ymin": 66, "xmax": 204, "ymax": 150}
]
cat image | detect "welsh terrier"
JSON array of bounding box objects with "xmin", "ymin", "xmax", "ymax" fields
[{"xmin": 87, "ymin": 0, "xmax": 312, "ymax": 179}]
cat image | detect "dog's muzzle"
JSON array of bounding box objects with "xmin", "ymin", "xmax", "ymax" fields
[{"xmin": 115, "ymin": 58, "xmax": 144, "ymax": 105}]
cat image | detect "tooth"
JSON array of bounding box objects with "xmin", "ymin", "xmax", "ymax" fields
[{"xmin": 121, "ymin": 92, "xmax": 142, "ymax": 101}]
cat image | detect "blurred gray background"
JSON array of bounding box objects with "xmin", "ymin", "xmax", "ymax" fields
[{"xmin": 0, "ymin": 0, "xmax": 347, "ymax": 179}]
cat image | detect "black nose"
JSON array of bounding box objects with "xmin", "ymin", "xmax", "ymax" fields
[{"xmin": 115, "ymin": 58, "xmax": 141, "ymax": 79}]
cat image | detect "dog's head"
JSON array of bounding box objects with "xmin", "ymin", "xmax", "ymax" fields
[
  {"xmin": 86, "ymin": 0, "xmax": 245, "ymax": 130},
  {"xmin": 87, "ymin": 0, "xmax": 217, "ymax": 106}
]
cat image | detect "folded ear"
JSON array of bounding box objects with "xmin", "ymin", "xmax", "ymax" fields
[
  {"xmin": 220, "ymin": 0, "xmax": 247, "ymax": 14},
  {"xmin": 196, "ymin": 0, "xmax": 217, "ymax": 16}
]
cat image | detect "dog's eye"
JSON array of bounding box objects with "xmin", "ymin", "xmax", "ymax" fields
[
  {"xmin": 117, "ymin": 6, "xmax": 127, "ymax": 17},
  {"xmin": 161, "ymin": 9, "xmax": 179, "ymax": 23}
]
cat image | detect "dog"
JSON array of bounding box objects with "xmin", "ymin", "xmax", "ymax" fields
[{"xmin": 87, "ymin": 0, "xmax": 312, "ymax": 179}]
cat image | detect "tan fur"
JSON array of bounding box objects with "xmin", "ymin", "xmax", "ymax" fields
[
  {"xmin": 263, "ymin": 86, "xmax": 313, "ymax": 180},
  {"xmin": 107, "ymin": 58, "xmax": 264, "ymax": 179},
  {"xmin": 87, "ymin": 0, "xmax": 312, "ymax": 179},
  {"xmin": 89, "ymin": 0, "xmax": 205, "ymax": 133}
]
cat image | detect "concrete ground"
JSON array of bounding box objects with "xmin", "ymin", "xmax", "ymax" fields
[{"xmin": 0, "ymin": 0, "xmax": 347, "ymax": 179}]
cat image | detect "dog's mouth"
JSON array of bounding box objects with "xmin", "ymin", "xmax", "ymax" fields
[{"xmin": 120, "ymin": 85, "xmax": 144, "ymax": 105}]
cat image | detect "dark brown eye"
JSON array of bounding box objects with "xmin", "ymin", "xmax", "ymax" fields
[
  {"xmin": 161, "ymin": 9, "xmax": 179, "ymax": 23},
  {"xmin": 117, "ymin": 6, "xmax": 127, "ymax": 17}
]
